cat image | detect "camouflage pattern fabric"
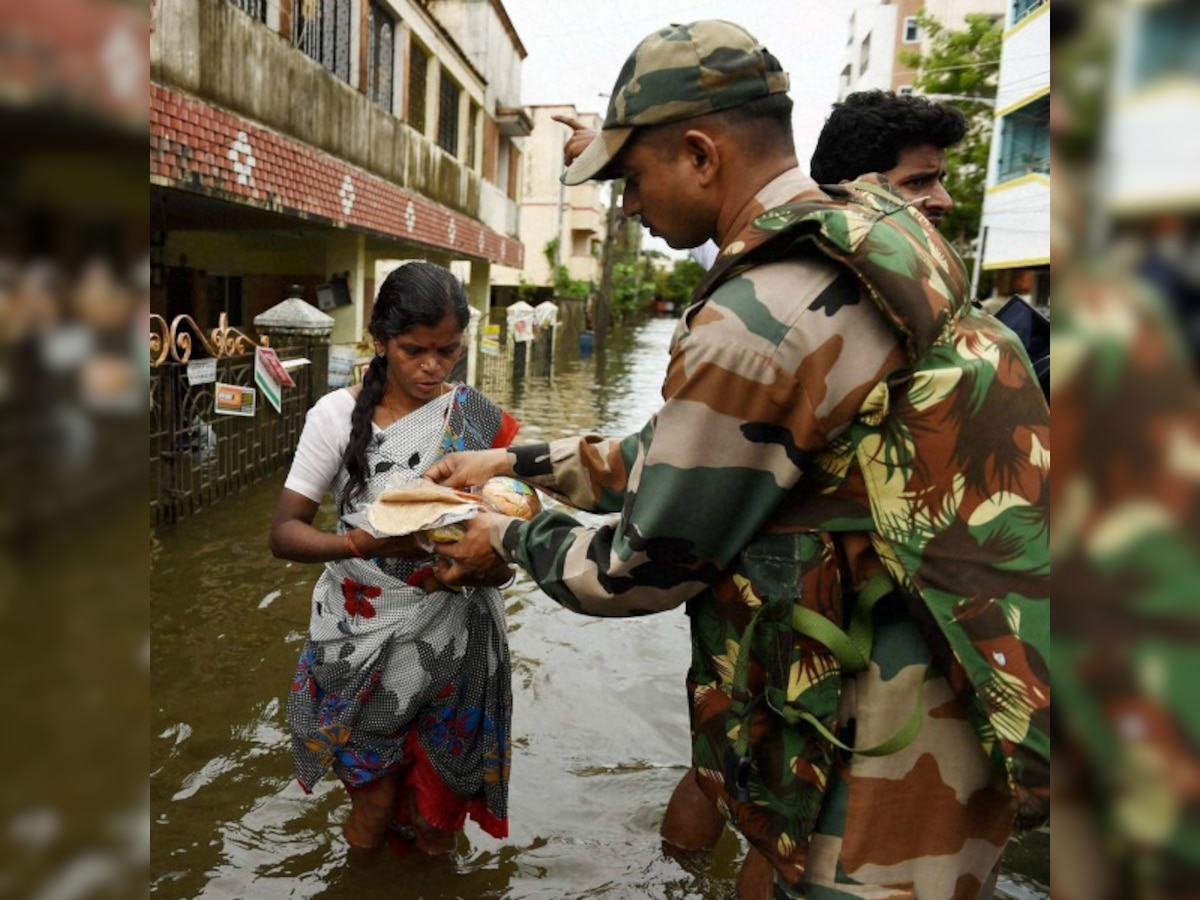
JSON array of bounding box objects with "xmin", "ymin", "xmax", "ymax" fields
[
  {"xmin": 494, "ymin": 168, "xmax": 1048, "ymax": 895},
  {"xmin": 727, "ymin": 178, "xmax": 1053, "ymax": 832},
  {"xmin": 803, "ymin": 596, "xmax": 1012, "ymax": 899},
  {"xmin": 1050, "ymin": 260, "xmax": 1200, "ymax": 897},
  {"xmin": 563, "ymin": 19, "xmax": 790, "ymax": 185},
  {"xmin": 602, "ymin": 20, "xmax": 789, "ymax": 129}
]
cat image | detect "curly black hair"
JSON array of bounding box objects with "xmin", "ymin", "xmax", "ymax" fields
[
  {"xmin": 809, "ymin": 90, "xmax": 968, "ymax": 185},
  {"xmin": 340, "ymin": 261, "xmax": 469, "ymax": 510}
]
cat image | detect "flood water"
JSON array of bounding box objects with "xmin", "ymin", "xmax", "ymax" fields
[{"xmin": 151, "ymin": 317, "xmax": 1049, "ymax": 899}]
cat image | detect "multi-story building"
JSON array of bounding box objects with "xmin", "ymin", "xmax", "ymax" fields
[
  {"xmin": 492, "ymin": 105, "xmax": 606, "ymax": 297},
  {"xmin": 1104, "ymin": 0, "xmax": 1200, "ymax": 219},
  {"xmin": 839, "ymin": 0, "xmax": 1005, "ymax": 99},
  {"xmin": 979, "ymin": 0, "xmax": 1050, "ymax": 304},
  {"xmin": 149, "ymin": 0, "xmax": 530, "ymax": 346}
]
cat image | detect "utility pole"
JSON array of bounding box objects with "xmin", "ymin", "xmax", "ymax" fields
[
  {"xmin": 595, "ymin": 179, "xmax": 620, "ymax": 344},
  {"xmin": 555, "ymin": 173, "xmax": 566, "ymax": 270},
  {"xmin": 970, "ymin": 225, "xmax": 989, "ymax": 302}
]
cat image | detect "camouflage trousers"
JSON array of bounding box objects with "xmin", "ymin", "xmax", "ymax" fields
[{"xmin": 687, "ymin": 535, "xmax": 1013, "ymax": 899}]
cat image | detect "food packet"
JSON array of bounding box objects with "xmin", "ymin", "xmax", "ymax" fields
[{"xmin": 421, "ymin": 477, "xmax": 542, "ymax": 544}]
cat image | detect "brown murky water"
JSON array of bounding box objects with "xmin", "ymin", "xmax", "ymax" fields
[{"xmin": 151, "ymin": 318, "xmax": 1049, "ymax": 899}]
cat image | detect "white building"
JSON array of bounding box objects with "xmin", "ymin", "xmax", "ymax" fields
[
  {"xmin": 979, "ymin": 0, "xmax": 1050, "ymax": 303},
  {"xmin": 839, "ymin": 0, "xmax": 1005, "ymax": 99},
  {"xmin": 1104, "ymin": 0, "xmax": 1200, "ymax": 218},
  {"xmin": 150, "ymin": 0, "xmax": 530, "ymax": 345},
  {"xmin": 492, "ymin": 105, "xmax": 607, "ymax": 293}
]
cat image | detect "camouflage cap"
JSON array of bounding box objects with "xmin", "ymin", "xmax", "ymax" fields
[{"xmin": 562, "ymin": 20, "xmax": 790, "ymax": 185}]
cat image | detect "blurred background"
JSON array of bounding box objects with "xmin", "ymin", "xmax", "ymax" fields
[
  {"xmin": 1048, "ymin": 2, "xmax": 1200, "ymax": 898},
  {"xmin": 2, "ymin": 0, "xmax": 1200, "ymax": 896},
  {"xmin": 0, "ymin": 0, "xmax": 148, "ymax": 897}
]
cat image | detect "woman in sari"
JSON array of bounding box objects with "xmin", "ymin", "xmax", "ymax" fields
[{"xmin": 269, "ymin": 261, "xmax": 519, "ymax": 855}]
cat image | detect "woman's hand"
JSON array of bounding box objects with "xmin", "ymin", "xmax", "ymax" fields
[
  {"xmin": 430, "ymin": 511, "xmax": 514, "ymax": 587},
  {"xmin": 349, "ymin": 528, "xmax": 426, "ymax": 560},
  {"xmin": 423, "ymin": 448, "xmax": 510, "ymax": 490}
]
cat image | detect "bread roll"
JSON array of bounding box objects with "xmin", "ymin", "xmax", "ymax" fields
[
  {"xmin": 423, "ymin": 524, "xmax": 467, "ymax": 543},
  {"xmin": 476, "ymin": 477, "xmax": 541, "ymax": 520}
]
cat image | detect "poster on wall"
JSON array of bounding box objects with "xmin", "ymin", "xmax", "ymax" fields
[
  {"xmin": 480, "ymin": 324, "xmax": 501, "ymax": 356},
  {"xmin": 187, "ymin": 357, "xmax": 217, "ymax": 386},
  {"xmin": 255, "ymin": 346, "xmax": 295, "ymax": 414},
  {"xmin": 328, "ymin": 345, "xmax": 358, "ymax": 389},
  {"xmin": 214, "ymin": 382, "xmax": 256, "ymax": 417}
]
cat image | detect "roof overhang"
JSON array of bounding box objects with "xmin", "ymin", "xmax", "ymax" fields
[{"xmin": 495, "ymin": 105, "xmax": 533, "ymax": 137}]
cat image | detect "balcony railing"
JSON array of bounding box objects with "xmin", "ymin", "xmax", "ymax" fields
[{"xmin": 1012, "ymin": 0, "xmax": 1046, "ymax": 27}]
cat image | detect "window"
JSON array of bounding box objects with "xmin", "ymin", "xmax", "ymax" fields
[
  {"xmin": 1134, "ymin": 1, "xmax": 1200, "ymax": 88},
  {"xmin": 367, "ymin": 1, "xmax": 395, "ymax": 113},
  {"xmin": 1011, "ymin": 0, "xmax": 1046, "ymax": 26},
  {"xmin": 466, "ymin": 101, "xmax": 480, "ymax": 170},
  {"xmin": 293, "ymin": 0, "xmax": 352, "ymax": 83},
  {"xmin": 437, "ymin": 72, "xmax": 461, "ymax": 156},
  {"xmin": 898, "ymin": 85, "xmax": 914, "ymax": 96},
  {"xmin": 997, "ymin": 95, "xmax": 1050, "ymax": 182},
  {"xmin": 903, "ymin": 16, "xmax": 920, "ymax": 42},
  {"xmin": 848, "ymin": 12, "xmax": 855, "ymax": 44},
  {"xmin": 860, "ymin": 32, "xmax": 871, "ymax": 76},
  {"xmin": 206, "ymin": 275, "xmax": 244, "ymax": 327},
  {"xmin": 407, "ymin": 38, "xmax": 429, "ymax": 132},
  {"xmin": 230, "ymin": 0, "xmax": 266, "ymax": 22}
]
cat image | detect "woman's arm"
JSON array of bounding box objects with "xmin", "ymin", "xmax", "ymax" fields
[{"xmin": 268, "ymin": 487, "xmax": 425, "ymax": 563}]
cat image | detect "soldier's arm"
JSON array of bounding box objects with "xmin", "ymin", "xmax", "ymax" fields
[
  {"xmin": 487, "ymin": 264, "xmax": 869, "ymax": 616},
  {"xmin": 507, "ymin": 434, "xmax": 640, "ymax": 515},
  {"xmin": 491, "ymin": 330, "xmax": 817, "ymax": 615},
  {"xmin": 424, "ymin": 434, "xmax": 638, "ymax": 515}
]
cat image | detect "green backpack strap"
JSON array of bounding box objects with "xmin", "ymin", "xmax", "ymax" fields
[{"xmin": 723, "ymin": 572, "xmax": 924, "ymax": 801}]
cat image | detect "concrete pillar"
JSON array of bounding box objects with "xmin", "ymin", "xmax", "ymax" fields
[
  {"xmin": 253, "ymin": 285, "xmax": 336, "ymax": 404},
  {"xmin": 465, "ymin": 306, "xmax": 481, "ymax": 387},
  {"xmin": 326, "ymin": 232, "xmax": 367, "ymax": 345},
  {"xmin": 467, "ymin": 257, "xmax": 490, "ymax": 316}
]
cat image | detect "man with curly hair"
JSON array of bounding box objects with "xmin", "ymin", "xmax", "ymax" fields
[{"xmin": 810, "ymin": 89, "xmax": 967, "ymax": 231}]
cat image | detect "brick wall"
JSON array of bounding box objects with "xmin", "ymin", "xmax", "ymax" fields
[{"xmin": 150, "ymin": 82, "xmax": 524, "ymax": 269}]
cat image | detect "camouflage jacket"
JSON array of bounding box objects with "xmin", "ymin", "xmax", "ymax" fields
[{"xmin": 494, "ymin": 168, "xmax": 1050, "ymax": 867}]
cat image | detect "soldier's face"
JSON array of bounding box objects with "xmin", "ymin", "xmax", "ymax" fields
[{"xmin": 616, "ymin": 134, "xmax": 712, "ymax": 250}]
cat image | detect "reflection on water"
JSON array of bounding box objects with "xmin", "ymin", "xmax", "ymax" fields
[{"xmin": 151, "ymin": 318, "xmax": 1047, "ymax": 899}]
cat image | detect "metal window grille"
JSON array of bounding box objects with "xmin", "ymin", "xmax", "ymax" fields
[
  {"xmin": 231, "ymin": 0, "xmax": 267, "ymax": 22},
  {"xmin": 997, "ymin": 96, "xmax": 1050, "ymax": 182},
  {"xmin": 408, "ymin": 39, "xmax": 429, "ymax": 132},
  {"xmin": 367, "ymin": 1, "xmax": 395, "ymax": 113},
  {"xmin": 1011, "ymin": 0, "xmax": 1045, "ymax": 26},
  {"xmin": 293, "ymin": 0, "xmax": 352, "ymax": 84},
  {"xmin": 437, "ymin": 72, "xmax": 460, "ymax": 155}
]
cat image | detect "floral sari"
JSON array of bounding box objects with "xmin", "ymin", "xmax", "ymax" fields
[{"xmin": 287, "ymin": 385, "xmax": 517, "ymax": 838}]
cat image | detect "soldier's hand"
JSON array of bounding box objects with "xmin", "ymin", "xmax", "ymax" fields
[
  {"xmin": 423, "ymin": 448, "xmax": 509, "ymax": 490},
  {"xmin": 432, "ymin": 512, "xmax": 514, "ymax": 587},
  {"xmin": 551, "ymin": 114, "xmax": 596, "ymax": 168}
]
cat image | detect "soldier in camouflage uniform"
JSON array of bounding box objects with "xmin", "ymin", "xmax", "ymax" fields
[{"xmin": 428, "ymin": 20, "xmax": 1049, "ymax": 900}]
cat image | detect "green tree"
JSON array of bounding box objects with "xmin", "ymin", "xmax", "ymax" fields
[
  {"xmin": 900, "ymin": 11, "xmax": 1002, "ymax": 264},
  {"xmin": 543, "ymin": 237, "xmax": 589, "ymax": 300},
  {"xmin": 653, "ymin": 257, "xmax": 706, "ymax": 311},
  {"xmin": 610, "ymin": 259, "xmax": 654, "ymax": 317}
]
